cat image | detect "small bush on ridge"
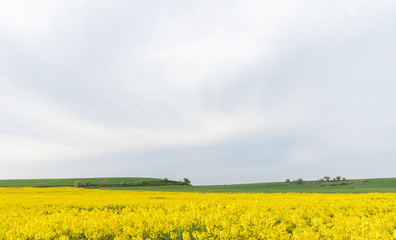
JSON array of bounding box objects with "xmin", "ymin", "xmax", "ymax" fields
[{"xmin": 74, "ymin": 181, "xmax": 83, "ymax": 188}]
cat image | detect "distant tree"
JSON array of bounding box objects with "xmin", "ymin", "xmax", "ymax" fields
[
  {"xmin": 74, "ymin": 181, "xmax": 83, "ymax": 188},
  {"xmin": 285, "ymin": 179, "xmax": 291, "ymax": 183},
  {"xmin": 183, "ymin": 178, "xmax": 191, "ymax": 185},
  {"xmin": 297, "ymin": 178, "xmax": 303, "ymax": 184},
  {"xmin": 100, "ymin": 179, "xmax": 109, "ymax": 187},
  {"xmin": 319, "ymin": 178, "xmax": 324, "ymax": 182},
  {"xmin": 85, "ymin": 181, "xmax": 93, "ymax": 187},
  {"xmin": 164, "ymin": 178, "xmax": 169, "ymax": 182},
  {"xmin": 342, "ymin": 177, "xmax": 346, "ymax": 181},
  {"xmin": 120, "ymin": 181, "xmax": 126, "ymax": 187},
  {"xmin": 333, "ymin": 178, "xmax": 336, "ymax": 182},
  {"xmin": 324, "ymin": 176, "xmax": 331, "ymax": 182},
  {"xmin": 336, "ymin": 176, "xmax": 341, "ymax": 181}
]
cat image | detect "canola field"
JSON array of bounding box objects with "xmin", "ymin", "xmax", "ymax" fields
[{"xmin": 1, "ymin": 188, "xmax": 396, "ymax": 239}]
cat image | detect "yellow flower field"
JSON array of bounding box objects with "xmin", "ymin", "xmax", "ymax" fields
[{"xmin": 1, "ymin": 188, "xmax": 396, "ymax": 239}]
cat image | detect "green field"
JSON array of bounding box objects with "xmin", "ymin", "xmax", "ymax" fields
[
  {"xmin": 0, "ymin": 177, "xmax": 164, "ymax": 187},
  {"xmin": 104, "ymin": 178, "xmax": 396, "ymax": 193},
  {"xmin": 2, "ymin": 177, "xmax": 396, "ymax": 193}
]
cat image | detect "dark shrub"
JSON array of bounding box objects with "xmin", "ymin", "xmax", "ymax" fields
[{"xmin": 38, "ymin": 182, "xmax": 48, "ymax": 188}]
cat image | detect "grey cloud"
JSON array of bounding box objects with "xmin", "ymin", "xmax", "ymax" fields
[{"xmin": 1, "ymin": 1, "xmax": 396, "ymax": 184}]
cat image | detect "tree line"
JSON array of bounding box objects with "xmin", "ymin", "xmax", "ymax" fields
[
  {"xmin": 73, "ymin": 178, "xmax": 191, "ymax": 188},
  {"xmin": 285, "ymin": 176, "xmax": 347, "ymax": 184}
]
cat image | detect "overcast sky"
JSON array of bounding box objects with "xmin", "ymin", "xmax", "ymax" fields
[{"xmin": 1, "ymin": 1, "xmax": 396, "ymax": 185}]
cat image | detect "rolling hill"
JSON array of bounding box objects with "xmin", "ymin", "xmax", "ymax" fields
[{"xmin": 2, "ymin": 177, "xmax": 396, "ymax": 193}]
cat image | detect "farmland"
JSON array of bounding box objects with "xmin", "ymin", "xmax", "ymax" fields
[
  {"xmin": 2, "ymin": 178, "xmax": 396, "ymax": 238},
  {"xmin": 100, "ymin": 178, "xmax": 396, "ymax": 193},
  {"xmin": 0, "ymin": 177, "xmax": 169, "ymax": 188},
  {"xmin": 1, "ymin": 187, "xmax": 396, "ymax": 239},
  {"xmin": 121, "ymin": 177, "xmax": 396, "ymax": 193},
  {"xmin": 2, "ymin": 177, "xmax": 396, "ymax": 193}
]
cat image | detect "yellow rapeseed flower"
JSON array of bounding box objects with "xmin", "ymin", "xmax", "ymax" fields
[{"xmin": 1, "ymin": 188, "xmax": 396, "ymax": 239}]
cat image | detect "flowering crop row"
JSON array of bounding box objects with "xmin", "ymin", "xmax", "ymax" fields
[{"xmin": 1, "ymin": 187, "xmax": 396, "ymax": 239}]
